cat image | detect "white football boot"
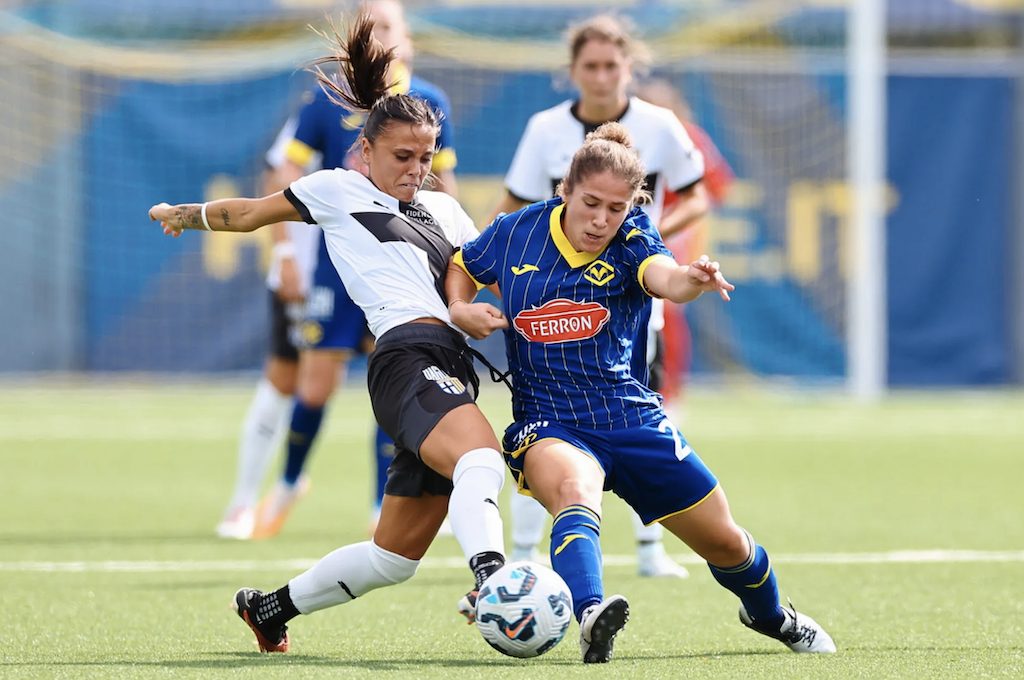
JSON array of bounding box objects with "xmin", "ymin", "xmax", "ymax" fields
[{"xmin": 739, "ymin": 601, "xmax": 837, "ymax": 653}]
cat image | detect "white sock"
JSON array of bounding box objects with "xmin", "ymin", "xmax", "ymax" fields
[
  {"xmin": 448, "ymin": 448, "xmax": 506, "ymax": 562},
  {"xmin": 631, "ymin": 508, "xmax": 664, "ymax": 543},
  {"xmin": 227, "ymin": 378, "xmax": 291, "ymax": 510},
  {"xmin": 511, "ymin": 492, "xmax": 548, "ymax": 550},
  {"xmin": 289, "ymin": 540, "xmax": 418, "ymax": 614}
]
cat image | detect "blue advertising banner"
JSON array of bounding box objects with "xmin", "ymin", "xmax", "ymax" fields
[{"xmin": 2, "ymin": 59, "xmax": 1014, "ymax": 385}]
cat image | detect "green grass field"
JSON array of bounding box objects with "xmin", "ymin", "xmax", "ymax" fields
[{"xmin": 2, "ymin": 382, "xmax": 1023, "ymax": 679}]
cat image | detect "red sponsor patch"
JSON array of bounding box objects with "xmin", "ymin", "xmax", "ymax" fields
[{"xmin": 513, "ymin": 298, "xmax": 610, "ymax": 343}]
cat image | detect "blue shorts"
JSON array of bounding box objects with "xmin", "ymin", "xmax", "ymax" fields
[
  {"xmin": 502, "ymin": 416, "xmax": 719, "ymax": 525},
  {"xmin": 299, "ymin": 250, "xmax": 367, "ymax": 352}
]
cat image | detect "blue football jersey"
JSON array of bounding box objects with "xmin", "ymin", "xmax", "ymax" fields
[{"xmin": 458, "ymin": 199, "xmax": 675, "ymax": 429}]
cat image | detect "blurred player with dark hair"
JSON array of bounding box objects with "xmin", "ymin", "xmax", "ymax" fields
[
  {"xmin": 491, "ymin": 13, "xmax": 708, "ymax": 577},
  {"xmin": 151, "ymin": 12, "xmax": 506, "ymax": 653},
  {"xmin": 451, "ymin": 122, "xmax": 835, "ymax": 663}
]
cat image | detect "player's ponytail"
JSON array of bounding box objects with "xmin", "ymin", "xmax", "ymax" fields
[
  {"xmin": 306, "ymin": 13, "xmax": 441, "ymax": 146},
  {"xmin": 557, "ymin": 122, "xmax": 651, "ymax": 205},
  {"xmin": 308, "ymin": 13, "xmax": 392, "ymax": 113}
]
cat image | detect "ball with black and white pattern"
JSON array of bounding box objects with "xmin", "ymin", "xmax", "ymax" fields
[{"xmin": 475, "ymin": 561, "xmax": 573, "ymax": 658}]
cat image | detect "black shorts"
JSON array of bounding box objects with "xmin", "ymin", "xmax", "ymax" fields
[
  {"xmin": 269, "ymin": 291, "xmax": 303, "ymax": 362},
  {"xmin": 367, "ymin": 322, "xmax": 480, "ymax": 498}
]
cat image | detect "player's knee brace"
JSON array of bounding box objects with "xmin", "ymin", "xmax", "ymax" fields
[
  {"xmin": 368, "ymin": 540, "xmax": 419, "ymax": 587},
  {"xmin": 452, "ymin": 447, "xmax": 506, "ymax": 491}
]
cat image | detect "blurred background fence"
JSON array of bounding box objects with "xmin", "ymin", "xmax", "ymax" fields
[{"xmin": 1, "ymin": 0, "xmax": 1021, "ymax": 387}]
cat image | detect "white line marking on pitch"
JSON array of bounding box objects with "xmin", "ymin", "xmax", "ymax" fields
[{"xmin": 2, "ymin": 550, "xmax": 1023, "ymax": 573}]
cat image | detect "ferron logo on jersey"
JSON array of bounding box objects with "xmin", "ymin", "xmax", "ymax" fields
[{"xmin": 513, "ymin": 299, "xmax": 610, "ymax": 344}]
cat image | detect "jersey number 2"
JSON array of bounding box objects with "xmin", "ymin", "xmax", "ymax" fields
[{"xmin": 658, "ymin": 419, "xmax": 692, "ymax": 461}]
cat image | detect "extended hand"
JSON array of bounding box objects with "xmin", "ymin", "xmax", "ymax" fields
[
  {"xmin": 148, "ymin": 202, "xmax": 185, "ymax": 237},
  {"xmin": 687, "ymin": 255, "xmax": 735, "ymax": 301},
  {"xmin": 449, "ymin": 301, "xmax": 509, "ymax": 340}
]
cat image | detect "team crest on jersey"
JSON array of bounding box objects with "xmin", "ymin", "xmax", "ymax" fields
[
  {"xmin": 513, "ymin": 299, "xmax": 610, "ymax": 344},
  {"xmin": 422, "ymin": 365, "xmax": 466, "ymax": 395},
  {"xmin": 583, "ymin": 260, "xmax": 615, "ymax": 286}
]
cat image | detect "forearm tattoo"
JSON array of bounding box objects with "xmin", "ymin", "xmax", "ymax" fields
[
  {"xmin": 175, "ymin": 205, "xmax": 203, "ymax": 230},
  {"xmin": 220, "ymin": 208, "xmax": 231, "ymax": 227}
]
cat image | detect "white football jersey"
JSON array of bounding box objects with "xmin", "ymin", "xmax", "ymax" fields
[
  {"xmin": 286, "ymin": 168, "xmax": 480, "ymax": 338},
  {"xmin": 264, "ymin": 116, "xmax": 320, "ymax": 294},
  {"xmin": 504, "ymin": 97, "xmax": 705, "ymax": 225}
]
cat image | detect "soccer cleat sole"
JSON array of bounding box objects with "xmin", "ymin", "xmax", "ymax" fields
[{"xmin": 582, "ymin": 596, "xmax": 630, "ymax": 664}]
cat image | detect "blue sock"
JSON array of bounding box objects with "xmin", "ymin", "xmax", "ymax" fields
[
  {"xmin": 707, "ymin": 530, "xmax": 785, "ymax": 628},
  {"xmin": 373, "ymin": 425, "xmax": 395, "ymax": 507},
  {"xmin": 549, "ymin": 504, "xmax": 604, "ymax": 623},
  {"xmin": 282, "ymin": 400, "xmax": 324, "ymax": 486}
]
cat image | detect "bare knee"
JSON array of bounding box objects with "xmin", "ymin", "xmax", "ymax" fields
[
  {"xmin": 700, "ymin": 523, "xmax": 751, "ymax": 567},
  {"xmin": 551, "ymin": 477, "xmax": 602, "ymax": 514}
]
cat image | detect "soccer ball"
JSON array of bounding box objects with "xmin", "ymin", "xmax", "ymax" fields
[{"xmin": 475, "ymin": 561, "xmax": 573, "ymax": 658}]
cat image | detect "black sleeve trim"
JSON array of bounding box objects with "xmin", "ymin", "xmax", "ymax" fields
[
  {"xmin": 670, "ymin": 176, "xmax": 705, "ymax": 195},
  {"xmin": 284, "ymin": 187, "xmax": 316, "ymax": 225},
  {"xmin": 506, "ymin": 188, "xmax": 539, "ymax": 206}
]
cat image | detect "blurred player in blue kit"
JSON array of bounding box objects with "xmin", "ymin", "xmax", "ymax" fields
[
  {"xmin": 217, "ymin": 0, "xmax": 460, "ymax": 540},
  {"xmin": 448, "ymin": 123, "xmax": 836, "ymax": 663}
]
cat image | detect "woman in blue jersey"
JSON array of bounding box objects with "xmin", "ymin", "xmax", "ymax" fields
[
  {"xmin": 447, "ymin": 123, "xmax": 835, "ymax": 663},
  {"xmin": 150, "ymin": 14, "xmax": 506, "ymax": 655}
]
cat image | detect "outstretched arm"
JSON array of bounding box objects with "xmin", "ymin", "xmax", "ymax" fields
[
  {"xmin": 642, "ymin": 254, "xmax": 734, "ymax": 304},
  {"xmin": 148, "ymin": 192, "xmax": 300, "ymax": 237}
]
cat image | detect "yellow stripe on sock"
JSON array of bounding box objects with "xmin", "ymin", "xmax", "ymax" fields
[
  {"xmin": 553, "ymin": 510, "xmax": 599, "ymax": 528},
  {"xmin": 745, "ymin": 559, "xmax": 774, "ymax": 588}
]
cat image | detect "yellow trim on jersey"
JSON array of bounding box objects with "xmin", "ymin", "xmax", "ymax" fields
[
  {"xmin": 549, "ymin": 204, "xmax": 602, "ymax": 268},
  {"xmin": 431, "ymin": 147, "xmax": 457, "ymax": 172},
  {"xmin": 644, "ymin": 482, "xmax": 721, "ymax": 526},
  {"xmin": 285, "ymin": 138, "xmax": 315, "ymax": 168},
  {"xmin": 452, "ymin": 251, "xmax": 485, "ymax": 290},
  {"xmin": 637, "ymin": 254, "xmax": 675, "ymax": 299},
  {"xmin": 389, "ymin": 62, "xmax": 411, "ymax": 95}
]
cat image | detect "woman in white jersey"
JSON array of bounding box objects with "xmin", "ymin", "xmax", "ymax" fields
[
  {"xmin": 492, "ymin": 14, "xmax": 709, "ymax": 578},
  {"xmin": 149, "ymin": 14, "xmax": 508, "ymax": 653}
]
